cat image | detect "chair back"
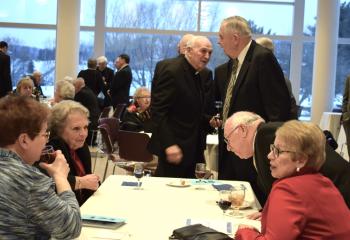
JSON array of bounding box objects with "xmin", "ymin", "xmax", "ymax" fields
[
  {"xmin": 118, "ymin": 130, "xmax": 153, "ymax": 162},
  {"xmin": 100, "ymin": 106, "xmax": 113, "ymax": 118},
  {"xmin": 98, "ymin": 124, "xmax": 114, "ymax": 154},
  {"xmin": 98, "ymin": 117, "xmax": 120, "ymax": 143},
  {"xmin": 113, "ymin": 103, "xmax": 127, "ymax": 120}
]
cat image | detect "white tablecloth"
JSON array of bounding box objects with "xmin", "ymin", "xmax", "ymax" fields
[
  {"xmin": 78, "ymin": 175, "xmax": 261, "ymax": 240},
  {"xmin": 205, "ymin": 134, "xmax": 219, "ymax": 179}
]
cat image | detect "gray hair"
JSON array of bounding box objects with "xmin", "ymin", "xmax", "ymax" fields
[
  {"xmin": 97, "ymin": 56, "xmax": 108, "ymax": 64},
  {"xmin": 55, "ymin": 80, "xmax": 75, "ymax": 100},
  {"xmin": 226, "ymin": 111, "xmax": 265, "ymax": 129},
  {"xmin": 222, "ymin": 16, "xmax": 252, "ymax": 37},
  {"xmin": 133, "ymin": 87, "xmax": 150, "ymax": 101},
  {"xmin": 256, "ymin": 37, "xmax": 274, "ymax": 53},
  {"xmin": 49, "ymin": 100, "xmax": 89, "ymax": 138}
]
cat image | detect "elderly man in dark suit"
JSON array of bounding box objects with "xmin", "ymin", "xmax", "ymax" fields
[
  {"xmin": 224, "ymin": 111, "xmax": 350, "ymax": 208},
  {"xmin": 211, "ymin": 16, "xmax": 291, "ymax": 200},
  {"xmin": 110, "ymin": 54, "xmax": 132, "ymax": 108},
  {"xmin": 0, "ymin": 41, "xmax": 12, "ymax": 98},
  {"xmin": 148, "ymin": 36, "xmax": 213, "ymax": 178}
]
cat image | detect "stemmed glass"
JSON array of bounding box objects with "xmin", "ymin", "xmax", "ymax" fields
[
  {"xmin": 133, "ymin": 163, "xmax": 144, "ymax": 190},
  {"xmin": 229, "ymin": 185, "xmax": 246, "ymax": 218},
  {"xmin": 213, "ymin": 101, "xmax": 223, "ymax": 134},
  {"xmin": 195, "ymin": 163, "xmax": 206, "ymax": 189},
  {"xmin": 217, "ymin": 190, "xmax": 232, "ymax": 217}
]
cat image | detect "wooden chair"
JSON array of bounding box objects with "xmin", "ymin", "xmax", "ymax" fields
[{"xmin": 117, "ymin": 130, "xmax": 157, "ymax": 175}]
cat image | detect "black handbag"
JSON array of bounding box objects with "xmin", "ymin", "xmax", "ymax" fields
[{"xmin": 170, "ymin": 224, "xmax": 232, "ymax": 240}]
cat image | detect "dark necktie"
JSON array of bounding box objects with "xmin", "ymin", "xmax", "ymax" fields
[{"xmin": 222, "ymin": 58, "xmax": 239, "ymax": 125}]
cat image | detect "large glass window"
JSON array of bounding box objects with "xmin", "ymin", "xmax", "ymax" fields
[
  {"xmin": 304, "ymin": 0, "xmax": 317, "ymax": 36},
  {"xmin": 201, "ymin": 1, "xmax": 294, "ymax": 34},
  {"xmin": 105, "ymin": 0, "xmax": 198, "ymax": 31},
  {"xmin": 0, "ymin": 27, "xmax": 56, "ymax": 97},
  {"xmin": 300, "ymin": 42, "xmax": 314, "ymax": 119},
  {"xmin": 80, "ymin": 0, "xmax": 96, "ymax": 26},
  {"xmin": 79, "ymin": 31, "xmax": 95, "ymax": 72},
  {"xmin": 0, "ymin": 0, "xmax": 57, "ymax": 24}
]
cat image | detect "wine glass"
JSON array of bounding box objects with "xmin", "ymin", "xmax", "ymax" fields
[
  {"xmin": 195, "ymin": 163, "xmax": 206, "ymax": 189},
  {"xmin": 39, "ymin": 145, "xmax": 56, "ymax": 164},
  {"xmin": 229, "ymin": 185, "xmax": 246, "ymax": 218},
  {"xmin": 217, "ymin": 190, "xmax": 232, "ymax": 217},
  {"xmin": 213, "ymin": 101, "xmax": 223, "ymax": 134},
  {"xmin": 133, "ymin": 163, "xmax": 144, "ymax": 190}
]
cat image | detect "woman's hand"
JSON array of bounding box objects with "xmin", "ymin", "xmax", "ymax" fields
[
  {"xmin": 78, "ymin": 174, "xmax": 100, "ymax": 190},
  {"xmin": 39, "ymin": 150, "xmax": 69, "ymax": 179},
  {"xmin": 39, "ymin": 150, "xmax": 72, "ymax": 193}
]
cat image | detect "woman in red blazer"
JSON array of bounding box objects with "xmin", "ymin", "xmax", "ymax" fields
[{"xmin": 235, "ymin": 120, "xmax": 350, "ymax": 240}]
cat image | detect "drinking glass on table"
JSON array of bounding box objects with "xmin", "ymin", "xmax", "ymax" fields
[
  {"xmin": 217, "ymin": 190, "xmax": 232, "ymax": 217},
  {"xmin": 229, "ymin": 185, "xmax": 246, "ymax": 218},
  {"xmin": 133, "ymin": 163, "xmax": 144, "ymax": 190},
  {"xmin": 195, "ymin": 163, "xmax": 206, "ymax": 189},
  {"xmin": 39, "ymin": 145, "xmax": 56, "ymax": 164}
]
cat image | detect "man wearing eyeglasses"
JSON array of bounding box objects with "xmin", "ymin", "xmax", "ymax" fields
[{"xmin": 224, "ymin": 111, "xmax": 350, "ymax": 208}]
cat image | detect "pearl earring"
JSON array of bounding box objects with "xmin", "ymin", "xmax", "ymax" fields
[{"xmin": 296, "ymin": 167, "xmax": 300, "ymax": 172}]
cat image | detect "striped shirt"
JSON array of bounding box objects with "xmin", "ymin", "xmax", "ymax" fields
[{"xmin": 0, "ymin": 148, "xmax": 82, "ymax": 239}]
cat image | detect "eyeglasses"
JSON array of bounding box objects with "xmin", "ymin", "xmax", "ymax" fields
[
  {"xmin": 224, "ymin": 125, "xmax": 240, "ymax": 144},
  {"xmin": 270, "ymin": 144, "xmax": 295, "ymax": 158}
]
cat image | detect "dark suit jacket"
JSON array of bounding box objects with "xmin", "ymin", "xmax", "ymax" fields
[
  {"xmin": 0, "ymin": 51, "xmax": 12, "ymax": 97},
  {"xmin": 148, "ymin": 55, "xmax": 210, "ymax": 177},
  {"xmin": 110, "ymin": 65, "xmax": 132, "ymax": 107},
  {"xmin": 77, "ymin": 69, "xmax": 104, "ymax": 96},
  {"xmin": 74, "ymin": 86, "xmax": 101, "ymax": 130},
  {"xmin": 49, "ymin": 137, "xmax": 94, "ymax": 206},
  {"xmin": 255, "ymin": 122, "xmax": 350, "ymax": 208},
  {"xmin": 215, "ymin": 40, "xmax": 291, "ymax": 182}
]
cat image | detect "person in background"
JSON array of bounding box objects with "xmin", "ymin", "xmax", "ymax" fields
[
  {"xmin": 53, "ymin": 79, "xmax": 75, "ymax": 104},
  {"xmin": 97, "ymin": 55, "xmax": 114, "ymax": 107},
  {"xmin": 15, "ymin": 76, "xmax": 35, "ymax": 98},
  {"xmin": 224, "ymin": 111, "xmax": 350, "ymax": 207},
  {"xmin": 148, "ymin": 36, "xmax": 213, "ymax": 178},
  {"xmin": 0, "ymin": 41, "xmax": 12, "ymax": 98},
  {"xmin": 341, "ymin": 74, "xmax": 350, "ymax": 158},
  {"xmin": 32, "ymin": 70, "xmax": 46, "ymax": 98},
  {"xmin": 78, "ymin": 58, "xmax": 105, "ymax": 98},
  {"xmin": 110, "ymin": 54, "xmax": 132, "ymax": 107},
  {"xmin": 73, "ymin": 77, "xmax": 101, "ymax": 146},
  {"xmin": 211, "ymin": 16, "xmax": 291, "ymax": 203},
  {"xmin": 48, "ymin": 100, "xmax": 100, "ymax": 205},
  {"xmin": 0, "ymin": 96, "xmax": 81, "ymax": 238},
  {"xmin": 121, "ymin": 87, "xmax": 152, "ymax": 132},
  {"xmin": 255, "ymin": 37, "xmax": 298, "ymax": 119},
  {"xmin": 234, "ymin": 120, "xmax": 350, "ymax": 240}
]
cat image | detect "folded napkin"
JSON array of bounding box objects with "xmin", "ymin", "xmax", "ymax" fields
[
  {"xmin": 121, "ymin": 181, "xmax": 142, "ymax": 187},
  {"xmin": 212, "ymin": 184, "xmax": 233, "ymax": 191}
]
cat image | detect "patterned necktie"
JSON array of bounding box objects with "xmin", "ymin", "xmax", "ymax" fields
[{"xmin": 222, "ymin": 58, "xmax": 239, "ymax": 125}]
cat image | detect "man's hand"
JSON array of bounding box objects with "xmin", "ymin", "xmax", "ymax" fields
[
  {"xmin": 209, "ymin": 114, "xmax": 222, "ymax": 128},
  {"xmin": 165, "ymin": 145, "xmax": 183, "ymax": 164}
]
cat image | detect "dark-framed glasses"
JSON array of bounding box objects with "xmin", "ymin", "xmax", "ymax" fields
[{"xmin": 270, "ymin": 144, "xmax": 295, "ymax": 158}]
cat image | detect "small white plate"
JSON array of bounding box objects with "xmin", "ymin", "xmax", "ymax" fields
[{"xmin": 166, "ymin": 180, "xmax": 191, "ymax": 188}]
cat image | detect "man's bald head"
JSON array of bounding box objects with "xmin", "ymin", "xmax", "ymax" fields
[{"xmin": 178, "ymin": 34, "xmax": 195, "ymax": 54}]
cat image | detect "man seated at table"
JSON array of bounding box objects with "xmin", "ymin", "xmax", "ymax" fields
[{"xmin": 223, "ymin": 111, "xmax": 350, "ymax": 207}]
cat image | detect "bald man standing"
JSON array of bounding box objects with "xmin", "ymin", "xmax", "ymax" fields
[{"xmin": 149, "ymin": 36, "xmax": 213, "ymax": 178}]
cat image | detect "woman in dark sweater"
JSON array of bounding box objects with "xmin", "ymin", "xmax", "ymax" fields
[{"xmin": 49, "ymin": 100, "xmax": 100, "ymax": 205}]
